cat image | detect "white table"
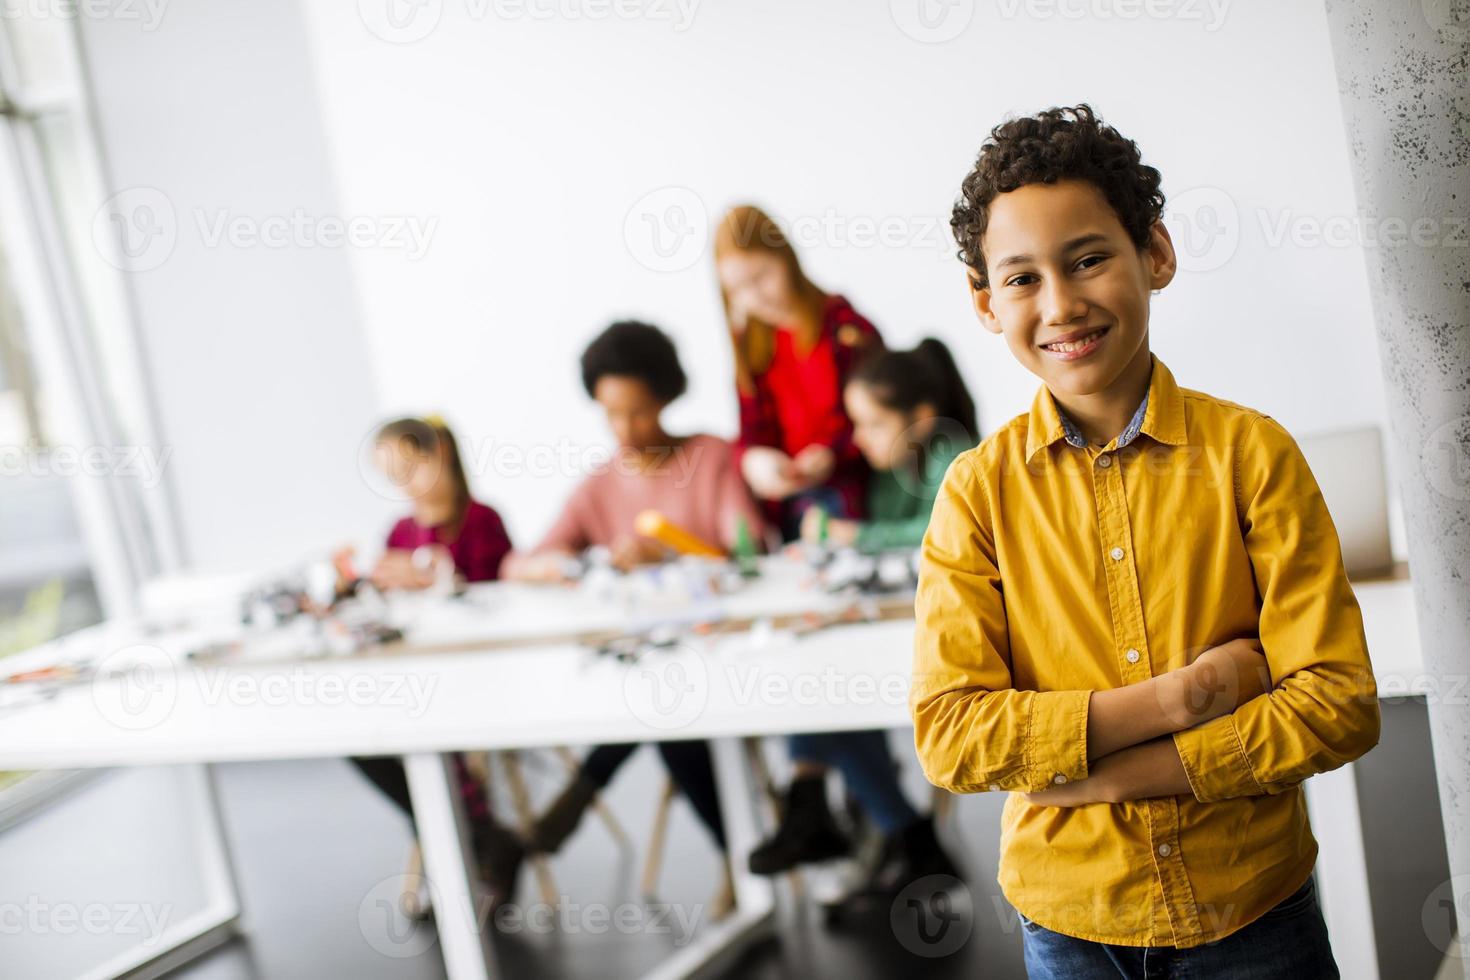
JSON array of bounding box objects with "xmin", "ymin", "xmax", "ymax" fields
[{"xmin": 0, "ymin": 561, "xmax": 1423, "ymax": 980}]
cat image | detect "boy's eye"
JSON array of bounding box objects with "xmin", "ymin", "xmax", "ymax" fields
[
  {"xmin": 1005, "ymin": 273, "xmax": 1037, "ymax": 288},
  {"xmin": 1075, "ymin": 254, "xmax": 1108, "ymax": 270}
]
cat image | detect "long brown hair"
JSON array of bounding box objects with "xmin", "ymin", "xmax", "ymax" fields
[
  {"xmin": 376, "ymin": 416, "xmax": 471, "ymax": 530},
  {"xmin": 713, "ymin": 205, "xmax": 827, "ymax": 392}
]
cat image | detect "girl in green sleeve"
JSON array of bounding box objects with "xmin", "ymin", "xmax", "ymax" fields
[{"xmin": 800, "ymin": 338, "xmax": 979, "ymax": 552}]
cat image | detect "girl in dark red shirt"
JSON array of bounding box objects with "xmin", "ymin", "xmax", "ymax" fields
[
  {"xmin": 350, "ymin": 416, "xmax": 522, "ymax": 912},
  {"xmin": 714, "ymin": 205, "xmax": 884, "ymax": 540}
]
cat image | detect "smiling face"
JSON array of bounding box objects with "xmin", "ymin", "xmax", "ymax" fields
[{"xmin": 971, "ymin": 179, "xmax": 1176, "ymax": 401}]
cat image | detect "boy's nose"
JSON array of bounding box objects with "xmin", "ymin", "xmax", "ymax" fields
[{"xmin": 1041, "ymin": 279, "xmax": 1088, "ymax": 326}]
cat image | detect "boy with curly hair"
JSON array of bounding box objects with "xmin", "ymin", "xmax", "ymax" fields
[{"xmin": 911, "ymin": 104, "xmax": 1380, "ymax": 977}]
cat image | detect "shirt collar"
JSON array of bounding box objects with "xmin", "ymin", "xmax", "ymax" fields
[{"xmin": 1025, "ymin": 354, "xmax": 1187, "ymax": 463}]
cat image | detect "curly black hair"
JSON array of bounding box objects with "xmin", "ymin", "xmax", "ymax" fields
[
  {"xmin": 580, "ymin": 320, "xmax": 688, "ymax": 403},
  {"xmin": 951, "ymin": 104, "xmax": 1165, "ymax": 288}
]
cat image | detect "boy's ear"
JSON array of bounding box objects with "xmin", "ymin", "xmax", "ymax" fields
[
  {"xmin": 967, "ymin": 271, "xmax": 1003, "ymax": 335},
  {"xmin": 1147, "ymin": 220, "xmax": 1178, "ymax": 292}
]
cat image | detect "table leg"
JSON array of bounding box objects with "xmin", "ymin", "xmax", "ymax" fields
[
  {"xmin": 404, "ymin": 752, "xmax": 497, "ymax": 980},
  {"xmin": 1305, "ymin": 762, "xmax": 1379, "ymax": 980},
  {"xmin": 643, "ymin": 735, "xmax": 777, "ymax": 980}
]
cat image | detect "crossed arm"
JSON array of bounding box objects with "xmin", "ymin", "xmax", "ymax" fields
[{"xmin": 1023, "ymin": 638, "xmax": 1270, "ymax": 807}]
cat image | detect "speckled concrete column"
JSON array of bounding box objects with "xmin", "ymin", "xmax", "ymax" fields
[{"xmin": 1323, "ymin": 1, "xmax": 1470, "ymax": 971}]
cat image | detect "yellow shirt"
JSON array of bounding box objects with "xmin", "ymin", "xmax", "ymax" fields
[{"xmin": 911, "ymin": 354, "xmax": 1380, "ymax": 948}]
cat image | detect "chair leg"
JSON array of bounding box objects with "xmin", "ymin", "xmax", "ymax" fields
[
  {"xmin": 499, "ymin": 750, "xmax": 559, "ymax": 908},
  {"xmin": 640, "ymin": 777, "xmax": 678, "ymax": 898},
  {"xmin": 401, "ymin": 839, "xmax": 430, "ymax": 920},
  {"xmin": 932, "ymin": 785, "xmax": 955, "ymax": 825}
]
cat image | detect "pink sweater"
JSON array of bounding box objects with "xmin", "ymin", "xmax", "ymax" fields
[{"xmin": 534, "ymin": 433, "xmax": 764, "ymax": 554}]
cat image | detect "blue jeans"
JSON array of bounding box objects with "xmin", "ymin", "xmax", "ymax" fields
[
  {"xmin": 1021, "ymin": 874, "xmax": 1339, "ymax": 979},
  {"xmin": 787, "ymin": 729, "xmax": 919, "ymax": 835}
]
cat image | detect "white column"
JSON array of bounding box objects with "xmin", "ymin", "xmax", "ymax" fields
[{"xmin": 1322, "ymin": 3, "xmax": 1470, "ymax": 976}]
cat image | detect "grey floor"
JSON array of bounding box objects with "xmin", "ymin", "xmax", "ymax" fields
[{"xmin": 110, "ymin": 737, "xmax": 1026, "ymax": 979}]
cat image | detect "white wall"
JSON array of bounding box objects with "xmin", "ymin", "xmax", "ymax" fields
[
  {"xmin": 78, "ymin": 0, "xmax": 1395, "ymax": 567},
  {"xmin": 297, "ymin": 0, "xmax": 1392, "ymax": 550},
  {"xmin": 78, "ymin": 0, "xmax": 391, "ymax": 572}
]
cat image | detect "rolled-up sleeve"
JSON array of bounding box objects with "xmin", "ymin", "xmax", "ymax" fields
[
  {"xmin": 911, "ymin": 453, "xmax": 1092, "ymax": 793},
  {"xmin": 1174, "ymin": 415, "xmax": 1381, "ymax": 802}
]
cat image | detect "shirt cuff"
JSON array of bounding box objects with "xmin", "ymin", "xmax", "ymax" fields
[
  {"xmin": 1173, "ymin": 715, "xmax": 1266, "ymax": 802},
  {"xmin": 1026, "ymin": 689, "xmax": 1092, "ymax": 789}
]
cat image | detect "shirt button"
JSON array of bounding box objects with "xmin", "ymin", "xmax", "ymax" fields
[
  {"xmin": 1053, "ymin": 774, "xmax": 1067, "ymax": 785},
  {"xmin": 1126, "ymin": 648, "xmax": 1141, "ymax": 664},
  {"xmin": 1109, "ymin": 547, "xmax": 1125, "ymax": 561},
  {"xmin": 1158, "ymin": 843, "xmax": 1173, "ymax": 857},
  {"xmin": 1097, "ymin": 454, "xmax": 1113, "ymax": 468}
]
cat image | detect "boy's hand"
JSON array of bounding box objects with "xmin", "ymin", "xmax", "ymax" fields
[
  {"xmin": 1026, "ymin": 738, "xmax": 1192, "ymax": 807},
  {"xmin": 1161, "ymin": 638, "xmax": 1271, "ymax": 729}
]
